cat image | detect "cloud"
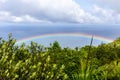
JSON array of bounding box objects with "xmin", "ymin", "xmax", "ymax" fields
[
  {"xmin": 0, "ymin": 0, "xmax": 120, "ymax": 24},
  {"xmin": 92, "ymin": 5, "xmax": 114, "ymax": 23},
  {"xmin": 91, "ymin": 5, "xmax": 120, "ymax": 24},
  {"xmin": 12, "ymin": 15, "xmax": 52, "ymax": 23},
  {"xmin": 94, "ymin": 0, "xmax": 120, "ymax": 6},
  {"xmin": 92, "ymin": 0, "xmax": 120, "ymax": 12},
  {"xmin": 0, "ymin": 11, "xmax": 14, "ymax": 22},
  {"xmin": 0, "ymin": 0, "xmax": 100, "ymax": 23},
  {"xmin": 0, "ymin": 11, "xmax": 51, "ymax": 23},
  {"xmin": 0, "ymin": 0, "xmax": 5, "ymax": 9}
]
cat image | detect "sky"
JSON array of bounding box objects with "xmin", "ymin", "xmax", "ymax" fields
[
  {"xmin": 0, "ymin": 0, "xmax": 120, "ymax": 24},
  {"xmin": 0, "ymin": 0, "xmax": 120, "ymax": 48}
]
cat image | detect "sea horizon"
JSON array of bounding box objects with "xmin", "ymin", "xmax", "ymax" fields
[{"xmin": 0, "ymin": 23, "xmax": 119, "ymax": 48}]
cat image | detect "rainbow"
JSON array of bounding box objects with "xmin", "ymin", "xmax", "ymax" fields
[{"xmin": 16, "ymin": 32, "xmax": 114, "ymax": 44}]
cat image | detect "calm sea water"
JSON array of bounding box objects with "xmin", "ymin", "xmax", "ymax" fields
[{"xmin": 0, "ymin": 23, "xmax": 120, "ymax": 48}]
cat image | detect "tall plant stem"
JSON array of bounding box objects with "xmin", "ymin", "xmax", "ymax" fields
[{"xmin": 84, "ymin": 35, "xmax": 93, "ymax": 80}]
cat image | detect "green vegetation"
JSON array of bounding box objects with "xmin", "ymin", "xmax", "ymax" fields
[{"xmin": 0, "ymin": 34, "xmax": 120, "ymax": 80}]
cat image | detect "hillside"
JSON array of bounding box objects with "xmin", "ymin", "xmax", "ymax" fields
[{"xmin": 0, "ymin": 34, "xmax": 120, "ymax": 80}]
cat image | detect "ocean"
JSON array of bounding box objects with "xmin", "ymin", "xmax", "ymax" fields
[{"xmin": 0, "ymin": 23, "xmax": 120, "ymax": 48}]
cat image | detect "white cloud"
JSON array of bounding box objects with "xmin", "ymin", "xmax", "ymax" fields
[
  {"xmin": 12, "ymin": 15, "xmax": 52, "ymax": 23},
  {"xmin": 0, "ymin": 11, "xmax": 13, "ymax": 22},
  {"xmin": 0, "ymin": 0, "xmax": 5, "ymax": 9},
  {"xmin": 0, "ymin": 0, "xmax": 120, "ymax": 24},
  {"xmin": 91, "ymin": 5, "xmax": 120, "ymax": 24},
  {"xmin": 0, "ymin": 0, "xmax": 6, "ymax": 4},
  {"xmin": 0, "ymin": 0, "xmax": 100, "ymax": 23},
  {"xmin": 94, "ymin": 0, "xmax": 120, "ymax": 6},
  {"xmin": 92, "ymin": 0, "xmax": 120, "ymax": 12},
  {"xmin": 0, "ymin": 11, "xmax": 51, "ymax": 23},
  {"xmin": 92, "ymin": 5, "xmax": 114, "ymax": 23}
]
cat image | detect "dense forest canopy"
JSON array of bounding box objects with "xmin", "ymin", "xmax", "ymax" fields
[{"xmin": 0, "ymin": 34, "xmax": 120, "ymax": 80}]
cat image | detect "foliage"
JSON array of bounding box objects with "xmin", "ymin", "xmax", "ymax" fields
[{"xmin": 0, "ymin": 34, "xmax": 120, "ymax": 80}]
